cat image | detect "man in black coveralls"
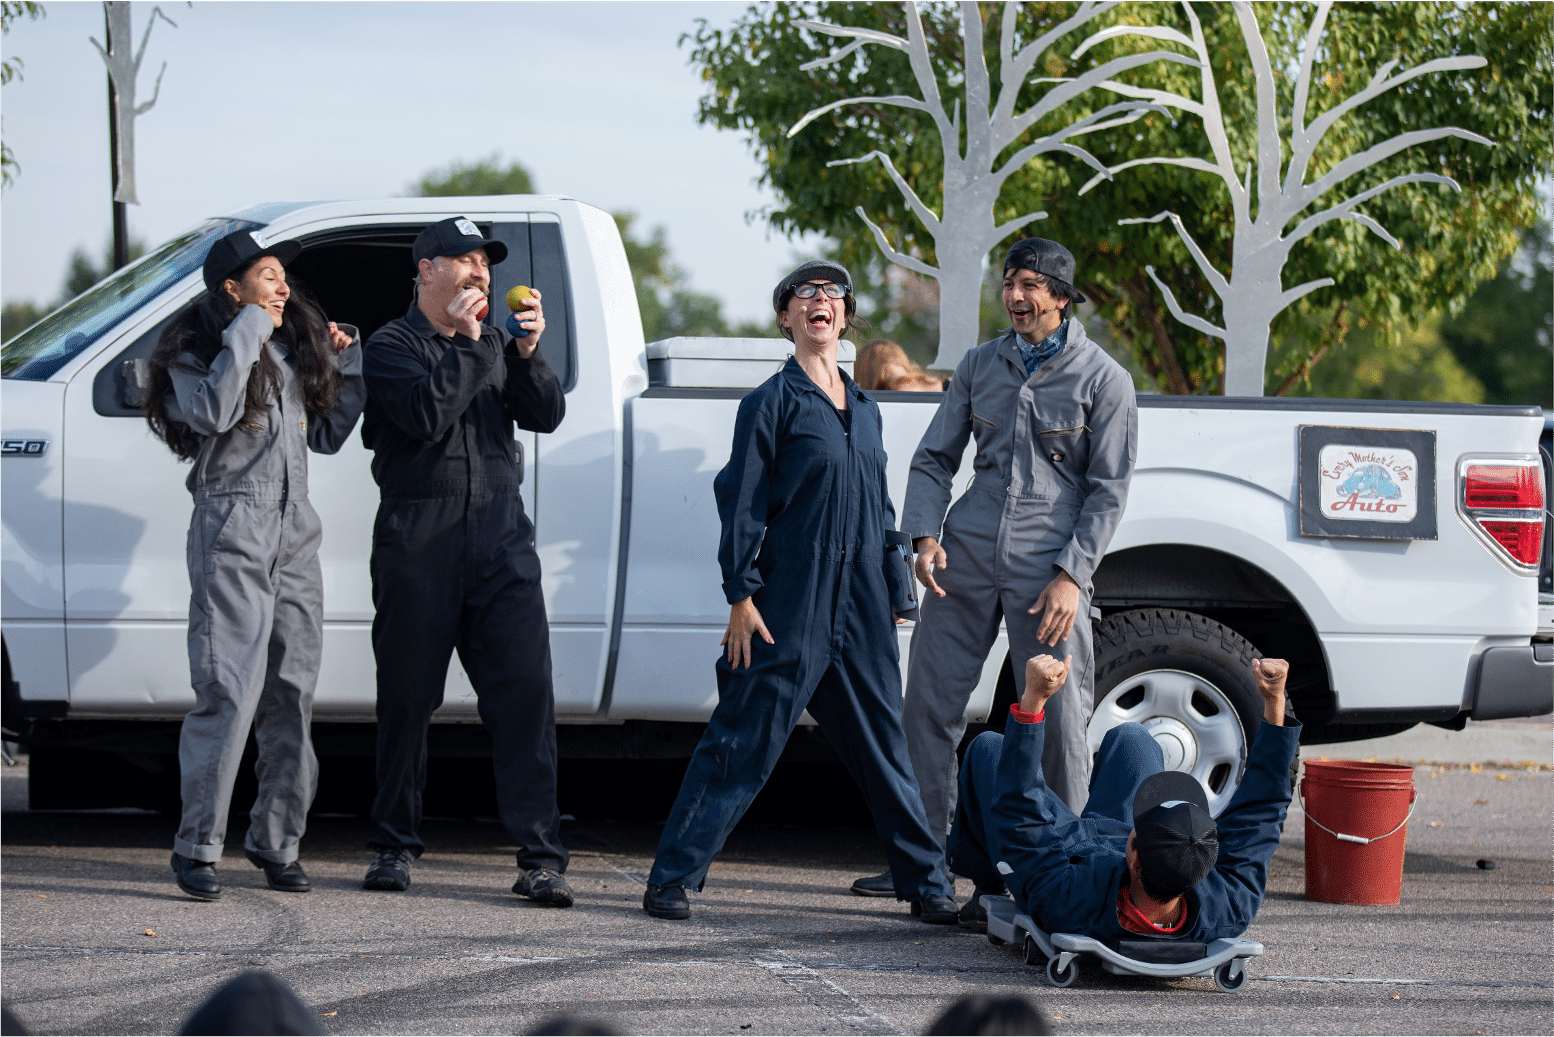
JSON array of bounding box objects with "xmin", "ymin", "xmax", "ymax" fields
[{"xmin": 359, "ymin": 217, "xmax": 571, "ymax": 906}]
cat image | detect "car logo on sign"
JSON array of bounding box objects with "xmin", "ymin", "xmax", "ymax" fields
[
  {"xmin": 1318, "ymin": 446, "xmax": 1416, "ymax": 522},
  {"xmin": 1, "ymin": 438, "xmax": 48, "ymax": 457}
]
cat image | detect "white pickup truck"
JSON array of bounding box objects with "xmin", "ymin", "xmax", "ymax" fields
[{"xmin": 4, "ymin": 195, "xmax": 1549, "ymax": 813}]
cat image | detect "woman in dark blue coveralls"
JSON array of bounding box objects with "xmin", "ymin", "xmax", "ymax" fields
[{"xmin": 642, "ymin": 261, "xmax": 957, "ymax": 924}]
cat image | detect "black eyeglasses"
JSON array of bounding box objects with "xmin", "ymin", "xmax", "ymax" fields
[{"xmin": 792, "ymin": 283, "xmax": 847, "ymax": 299}]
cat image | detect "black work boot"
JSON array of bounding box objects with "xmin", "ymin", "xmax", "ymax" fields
[
  {"xmin": 910, "ymin": 895, "xmax": 958, "ymax": 924},
  {"xmin": 362, "ymin": 847, "xmax": 413, "ymax": 891},
  {"xmin": 513, "ymin": 867, "xmax": 574, "ymax": 907},
  {"xmin": 849, "ymin": 871, "xmax": 895, "ymax": 897},
  {"xmin": 245, "ymin": 850, "xmax": 312, "ymax": 892},
  {"xmin": 642, "ymin": 882, "xmax": 690, "ymax": 919},
  {"xmin": 171, "ymin": 852, "xmax": 221, "ymax": 901}
]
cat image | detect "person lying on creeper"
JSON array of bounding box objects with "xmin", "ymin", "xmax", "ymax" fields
[{"xmin": 949, "ymin": 654, "xmax": 1298, "ymax": 943}]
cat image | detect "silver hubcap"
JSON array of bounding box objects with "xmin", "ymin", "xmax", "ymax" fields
[{"xmin": 1087, "ymin": 668, "xmax": 1248, "ymax": 816}]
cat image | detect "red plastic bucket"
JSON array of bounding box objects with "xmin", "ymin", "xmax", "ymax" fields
[{"xmin": 1301, "ymin": 760, "xmax": 1417, "ymax": 905}]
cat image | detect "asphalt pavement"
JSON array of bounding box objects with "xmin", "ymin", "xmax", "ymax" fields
[{"xmin": 1, "ymin": 718, "xmax": 1549, "ymax": 1036}]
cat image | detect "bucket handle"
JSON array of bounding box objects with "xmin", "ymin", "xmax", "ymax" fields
[{"xmin": 1298, "ymin": 787, "xmax": 1418, "ymax": 845}]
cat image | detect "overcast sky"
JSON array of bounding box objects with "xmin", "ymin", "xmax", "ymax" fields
[{"xmin": 1, "ymin": 1, "xmax": 822, "ymax": 323}]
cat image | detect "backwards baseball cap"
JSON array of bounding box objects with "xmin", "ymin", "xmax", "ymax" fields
[
  {"xmin": 1131, "ymin": 770, "xmax": 1219, "ymax": 900},
  {"xmin": 413, "ymin": 217, "xmax": 509, "ymax": 266},
  {"xmin": 202, "ymin": 229, "xmax": 301, "ymax": 291},
  {"xmin": 772, "ymin": 259, "xmax": 852, "ymax": 312},
  {"xmin": 1003, "ymin": 237, "xmax": 1086, "ymax": 303}
]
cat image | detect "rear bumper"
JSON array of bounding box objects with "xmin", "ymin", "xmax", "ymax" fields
[{"xmin": 1470, "ymin": 643, "xmax": 1554, "ymax": 720}]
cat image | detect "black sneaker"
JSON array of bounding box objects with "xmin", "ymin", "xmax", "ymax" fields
[
  {"xmin": 245, "ymin": 850, "xmax": 311, "ymax": 893},
  {"xmin": 642, "ymin": 882, "xmax": 690, "ymax": 919},
  {"xmin": 513, "ymin": 867, "xmax": 574, "ymax": 907},
  {"xmin": 910, "ymin": 895, "xmax": 958, "ymax": 924},
  {"xmin": 849, "ymin": 871, "xmax": 895, "ymax": 897},
  {"xmin": 363, "ymin": 848, "xmax": 413, "ymax": 891},
  {"xmin": 171, "ymin": 852, "xmax": 221, "ymax": 901}
]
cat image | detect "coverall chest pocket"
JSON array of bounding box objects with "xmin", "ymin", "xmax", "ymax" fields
[
  {"xmin": 1037, "ymin": 418, "xmax": 1090, "ymax": 471},
  {"xmin": 1015, "ymin": 412, "xmax": 1090, "ymax": 499}
]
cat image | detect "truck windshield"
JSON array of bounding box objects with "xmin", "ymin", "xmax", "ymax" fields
[{"xmin": 2, "ymin": 218, "xmax": 262, "ymax": 381}]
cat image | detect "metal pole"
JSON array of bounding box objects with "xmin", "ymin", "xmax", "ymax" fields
[{"xmin": 105, "ymin": 5, "xmax": 127, "ymax": 272}]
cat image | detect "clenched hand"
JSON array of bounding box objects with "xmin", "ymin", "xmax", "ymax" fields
[
  {"xmin": 1020, "ymin": 654, "xmax": 1072, "ymax": 715},
  {"xmin": 1253, "ymin": 657, "xmax": 1290, "ymax": 726}
]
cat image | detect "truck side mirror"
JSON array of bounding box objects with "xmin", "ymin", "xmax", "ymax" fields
[{"xmin": 118, "ymin": 358, "xmax": 151, "ymax": 409}]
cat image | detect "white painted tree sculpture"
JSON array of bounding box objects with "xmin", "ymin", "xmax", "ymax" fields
[
  {"xmin": 788, "ymin": 1, "xmax": 1192, "ymax": 372},
  {"xmin": 1073, "ymin": 0, "xmax": 1492, "ymax": 396},
  {"xmin": 91, "ymin": 1, "xmax": 178, "ymax": 205}
]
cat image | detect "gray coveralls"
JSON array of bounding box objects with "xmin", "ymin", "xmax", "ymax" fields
[
  {"xmin": 166, "ymin": 304, "xmax": 366, "ymax": 864},
  {"xmin": 900, "ymin": 319, "xmax": 1136, "ymax": 833}
]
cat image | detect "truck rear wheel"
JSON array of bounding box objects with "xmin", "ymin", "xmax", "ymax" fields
[{"xmin": 1089, "ymin": 608, "xmax": 1262, "ymax": 816}]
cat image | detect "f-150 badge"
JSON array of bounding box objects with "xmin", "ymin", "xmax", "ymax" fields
[{"xmin": 1, "ymin": 438, "xmax": 48, "ymax": 457}]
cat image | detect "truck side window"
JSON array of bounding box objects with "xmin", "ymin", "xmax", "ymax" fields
[{"xmin": 490, "ymin": 219, "xmax": 576, "ymax": 392}]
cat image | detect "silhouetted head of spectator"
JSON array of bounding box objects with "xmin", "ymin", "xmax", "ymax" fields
[
  {"xmin": 526, "ymin": 1016, "xmax": 620, "ymax": 1036},
  {"xmin": 179, "ymin": 971, "xmax": 323, "ymax": 1036},
  {"xmin": 2, "ymin": 1002, "xmax": 31, "ymax": 1037},
  {"xmin": 925, "ymin": 992, "xmax": 1050, "ymax": 1035}
]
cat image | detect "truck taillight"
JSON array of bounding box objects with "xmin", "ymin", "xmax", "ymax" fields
[
  {"xmin": 1464, "ymin": 463, "xmax": 1543, "ymax": 509},
  {"xmin": 1477, "ymin": 520, "xmax": 1542, "ymax": 565},
  {"xmin": 1459, "ymin": 458, "xmax": 1545, "ymax": 570}
]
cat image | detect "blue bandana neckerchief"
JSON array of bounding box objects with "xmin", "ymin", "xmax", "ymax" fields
[{"xmin": 1016, "ymin": 321, "xmax": 1068, "ymax": 377}]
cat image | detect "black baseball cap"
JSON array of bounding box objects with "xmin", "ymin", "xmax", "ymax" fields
[
  {"xmin": 202, "ymin": 229, "xmax": 301, "ymax": 291},
  {"xmin": 1003, "ymin": 237, "xmax": 1086, "ymax": 303},
  {"xmin": 773, "ymin": 259, "xmax": 852, "ymax": 311},
  {"xmin": 413, "ymin": 217, "xmax": 509, "ymax": 266},
  {"xmin": 1131, "ymin": 771, "xmax": 1219, "ymax": 899}
]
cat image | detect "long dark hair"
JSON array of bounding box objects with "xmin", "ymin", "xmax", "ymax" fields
[{"xmin": 145, "ymin": 263, "xmax": 342, "ymax": 461}]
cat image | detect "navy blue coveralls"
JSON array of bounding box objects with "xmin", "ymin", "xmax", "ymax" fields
[
  {"xmin": 647, "ymin": 359, "xmax": 952, "ymax": 900},
  {"xmin": 361, "ymin": 302, "xmax": 567, "ymax": 872},
  {"xmin": 949, "ymin": 715, "xmax": 1301, "ymax": 942}
]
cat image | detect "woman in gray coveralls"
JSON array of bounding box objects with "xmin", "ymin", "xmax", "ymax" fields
[
  {"xmin": 641, "ymin": 261, "xmax": 956, "ymax": 923},
  {"xmin": 146, "ymin": 230, "xmax": 366, "ymax": 900}
]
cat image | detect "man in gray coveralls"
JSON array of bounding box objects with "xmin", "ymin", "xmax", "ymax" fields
[{"xmin": 852, "ymin": 237, "xmax": 1137, "ymax": 902}]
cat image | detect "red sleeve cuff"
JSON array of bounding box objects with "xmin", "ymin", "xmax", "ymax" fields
[{"xmin": 1009, "ymin": 704, "xmax": 1044, "ymax": 724}]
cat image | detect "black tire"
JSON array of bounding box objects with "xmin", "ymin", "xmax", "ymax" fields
[
  {"xmin": 1022, "ymin": 934, "xmax": 1043, "ymax": 967},
  {"xmin": 987, "ymin": 934, "xmax": 1006, "ymax": 947},
  {"xmin": 1046, "ymin": 956, "xmax": 1078, "ymax": 988},
  {"xmin": 1091, "ymin": 609, "xmax": 1263, "ymax": 815},
  {"xmin": 1213, "ymin": 960, "xmax": 1249, "ymax": 993}
]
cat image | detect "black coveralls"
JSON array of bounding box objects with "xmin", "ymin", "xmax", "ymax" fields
[{"xmin": 361, "ymin": 303, "xmax": 566, "ymax": 871}]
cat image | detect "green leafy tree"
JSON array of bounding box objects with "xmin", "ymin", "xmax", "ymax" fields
[
  {"xmin": 407, "ymin": 156, "xmax": 761, "ymax": 340},
  {"xmin": 61, "ymin": 236, "xmax": 147, "ymax": 300},
  {"xmin": 685, "ymin": 2, "xmax": 1551, "ymax": 394},
  {"xmin": 1, "ymin": 300, "xmax": 47, "ymax": 342},
  {"xmin": 614, "ymin": 212, "xmax": 769, "ymax": 341},
  {"xmin": 1437, "ymin": 220, "xmax": 1552, "ymax": 407},
  {"xmin": 411, "ymin": 154, "xmax": 535, "ymax": 197},
  {"xmin": 1287, "ymin": 315, "xmax": 1486, "ymax": 404},
  {"xmin": 1, "ymin": 1, "xmax": 45, "ymax": 188},
  {"xmin": 2, "ymin": 235, "xmax": 148, "ymax": 344}
]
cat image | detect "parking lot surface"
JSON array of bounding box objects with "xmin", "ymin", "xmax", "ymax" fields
[{"xmin": 2, "ymin": 723, "xmax": 1550, "ymax": 1036}]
